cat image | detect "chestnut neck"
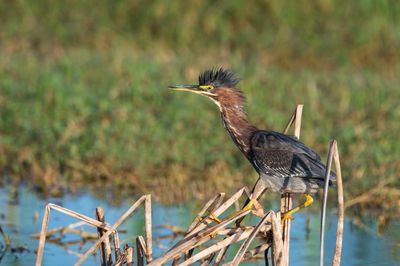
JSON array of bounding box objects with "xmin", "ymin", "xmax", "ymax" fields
[{"xmin": 219, "ymin": 103, "xmax": 258, "ymax": 156}]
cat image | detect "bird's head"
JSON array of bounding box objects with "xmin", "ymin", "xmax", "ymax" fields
[{"xmin": 169, "ymin": 68, "xmax": 245, "ymax": 108}]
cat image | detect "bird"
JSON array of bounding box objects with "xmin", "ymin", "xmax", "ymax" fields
[{"xmin": 169, "ymin": 68, "xmax": 335, "ymax": 222}]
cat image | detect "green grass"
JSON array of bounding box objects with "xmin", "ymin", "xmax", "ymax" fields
[{"xmin": 0, "ymin": 1, "xmax": 399, "ymax": 208}]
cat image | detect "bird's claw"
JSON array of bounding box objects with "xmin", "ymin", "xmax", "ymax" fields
[
  {"xmin": 209, "ymin": 214, "xmax": 222, "ymax": 224},
  {"xmin": 281, "ymin": 213, "xmax": 295, "ymax": 222},
  {"xmin": 198, "ymin": 213, "xmax": 221, "ymax": 224}
]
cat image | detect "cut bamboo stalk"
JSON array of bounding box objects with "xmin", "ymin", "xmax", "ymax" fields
[
  {"xmin": 332, "ymin": 141, "xmax": 344, "ymax": 266},
  {"xmin": 230, "ymin": 211, "xmax": 272, "ymax": 265},
  {"xmin": 320, "ymin": 141, "xmax": 335, "ymax": 266}
]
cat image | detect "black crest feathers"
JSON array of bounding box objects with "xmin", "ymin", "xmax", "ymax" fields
[{"xmin": 198, "ymin": 68, "xmax": 240, "ymax": 88}]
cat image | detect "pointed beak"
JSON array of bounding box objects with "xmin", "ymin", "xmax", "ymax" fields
[
  {"xmin": 169, "ymin": 85, "xmax": 217, "ymax": 97},
  {"xmin": 168, "ymin": 84, "xmax": 203, "ymax": 94}
]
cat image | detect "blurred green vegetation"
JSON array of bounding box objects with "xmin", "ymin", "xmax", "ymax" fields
[{"xmin": 0, "ymin": 1, "xmax": 399, "ymax": 208}]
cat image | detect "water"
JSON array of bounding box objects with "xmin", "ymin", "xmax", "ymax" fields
[{"xmin": 0, "ymin": 185, "xmax": 399, "ymax": 266}]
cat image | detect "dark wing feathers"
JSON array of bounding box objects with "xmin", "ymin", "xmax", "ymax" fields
[{"xmin": 250, "ymin": 131, "xmax": 335, "ymax": 181}]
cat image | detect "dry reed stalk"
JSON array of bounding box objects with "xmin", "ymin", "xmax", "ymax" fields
[
  {"xmin": 213, "ymin": 246, "xmax": 230, "ymax": 265},
  {"xmin": 126, "ymin": 246, "xmax": 134, "ymax": 266},
  {"xmin": 75, "ymin": 195, "xmax": 151, "ymax": 265},
  {"xmin": 177, "ymin": 227, "xmax": 254, "ymax": 266},
  {"xmin": 271, "ymin": 211, "xmax": 284, "ymax": 266},
  {"xmin": 187, "ymin": 193, "xmax": 225, "ymax": 234},
  {"xmin": 230, "ymin": 212, "xmax": 272, "ymax": 265},
  {"xmin": 145, "ymin": 194, "xmax": 153, "ymax": 262},
  {"xmin": 113, "ymin": 230, "xmax": 121, "ymax": 262},
  {"xmin": 36, "ymin": 203, "xmax": 114, "ymax": 266},
  {"xmin": 320, "ymin": 141, "xmax": 335, "ymax": 266},
  {"xmin": 36, "ymin": 205, "xmax": 50, "ymax": 266},
  {"xmin": 148, "ymin": 210, "xmax": 251, "ymax": 265},
  {"xmin": 319, "ymin": 140, "xmax": 344, "ymax": 266},
  {"xmin": 184, "ymin": 188, "xmax": 247, "ymax": 239},
  {"xmin": 96, "ymin": 207, "xmax": 112, "ymax": 266},
  {"xmin": 114, "ymin": 244, "xmax": 133, "ymax": 266},
  {"xmin": 137, "ymin": 236, "xmax": 146, "ymax": 266},
  {"xmin": 243, "ymin": 243, "xmax": 271, "ymax": 260},
  {"xmin": 332, "ymin": 141, "xmax": 344, "ymax": 266},
  {"xmin": 281, "ymin": 104, "xmax": 303, "ymax": 266},
  {"xmin": 180, "ymin": 193, "xmax": 225, "ymax": 264},
  {"xmin": 200, "ymin": 254, "xmax": 216, "ymax": 266},
  {"xmin": 49, "ymin": 204, "xmax": 112, "ymax": 229}
]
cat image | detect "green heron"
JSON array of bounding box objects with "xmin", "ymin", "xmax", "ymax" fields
[{"xmin": 170, "ymin": 68, "xmax": 335, "ymax": 221}]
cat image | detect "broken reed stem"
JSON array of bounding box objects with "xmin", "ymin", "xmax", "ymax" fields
[
  {"xmin": 137, "ymin": 236, "xmax": 145, "ymax": 266},
  {"xmin": 320, "ymin": 141, "xmax": 335, "ymax": 266},
  {"xmin": 149, "ymin": 210, "xmax": 251, "ymax": 265},
  {"xmin": 271, "ymin": 212, "xmax": 284, "ymax": 266},
  {"xmin": 36, "ymin": 205, "xmax": 51, "ymax": 266},
  {"xmin": 333, "ymin": 142, "xmax": 344, "ymax": 266},
  {"xmin": 187, "ymin": 193, "xmax": 225, "ymax": 234},
  {"xmin": 96, "ymin": 207, "xmax": 109, "ymax": 266},
  {"xmin": 145, "ymin": 194, "xmax": 153, "ymax": 262},
  {"xmin": 75, "ymin": 195, "xmax": 148, "ymax": 266},
  {"xmin": 126, "ymin": 246, "xmax": 134, "ymax": 266},
  {"xmin": 214, "ymin": 246, "xmax": 230, "ymax": 265},
  {"xmin": 184, "ymin": 187, "xmax": 246, "ymax": 239},
  {"xmin": 113, "ymin": 231, "xmax": 121, "ymax": 262},
  {"xmin": 244, "ymin": 243, "xmax": 271, "ymax": 260},
  {"xmin": 178, "ymin": 228, "xmax": 254, "ymax": 266},
  {"xmin": 281, "ymin": 104, "xmax": 303, "ymax": 266},
  {"xmin": 231, "ymin": 212, "xmax": 272, "ymax": 265},
  {"xmin": 36, "ymin": 203, "xmax": 117, "ymax": 266}
]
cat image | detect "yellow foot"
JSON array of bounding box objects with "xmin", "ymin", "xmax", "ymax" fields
[
  {"xmin": 280, "ymin": 193, "xmax": 314, "ymax": 223},
  {"xmin": 209, "ymin": 213, "xmax": 222, "ymax": 224},
  {"xmin": 198, "ymin": 213, "xmax": 221, "ymax": 224},
  {"xmin": 281, "ymin": 213, "xmax": 295, "ymax": 222}
]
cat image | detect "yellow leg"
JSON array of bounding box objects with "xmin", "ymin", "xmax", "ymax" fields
[
  {"xmin": 281, "ymin": 194, "xmax": 314, "ymax": 222},
  {"xmin": 226, "ymin": 198, "xmax": 256, "ymax": 220}
]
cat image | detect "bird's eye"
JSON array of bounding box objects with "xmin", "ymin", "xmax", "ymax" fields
[{"xmin": 199, "ymin": 85, "xmax": 214, "ymax": 91}]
